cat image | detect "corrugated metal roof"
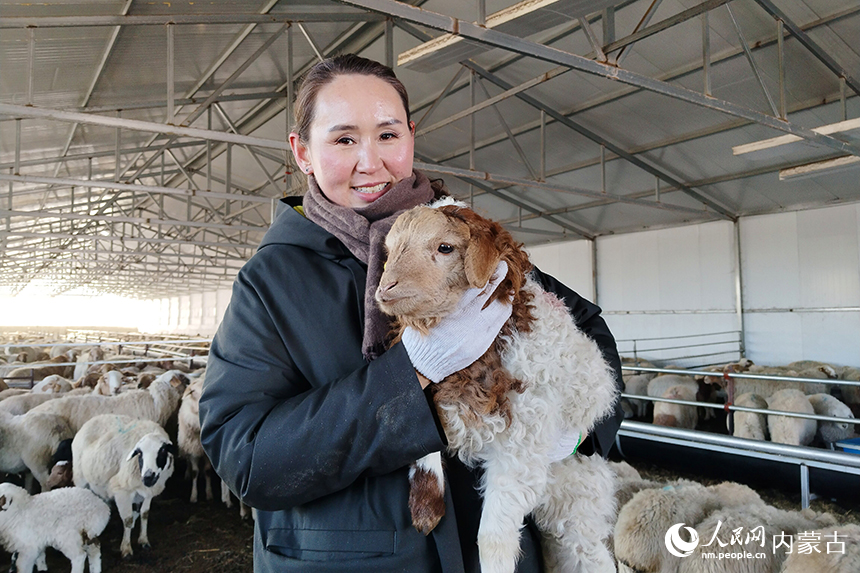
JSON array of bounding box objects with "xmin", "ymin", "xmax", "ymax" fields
[{"xmin": 0, "ymin": 0, "xmax": 858, "ymax": 297}]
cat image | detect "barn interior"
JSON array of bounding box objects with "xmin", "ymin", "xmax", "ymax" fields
[{"xmin": 1, "ymin": 0, "xmax": 860, "ymax": 570}]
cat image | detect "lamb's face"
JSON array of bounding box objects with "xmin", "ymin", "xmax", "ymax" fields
[{"xmin": 376, "ymin": 207, "xmax": 473, "ymax": 319}]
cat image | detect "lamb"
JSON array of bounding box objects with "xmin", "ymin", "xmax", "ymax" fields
[
  {"xmin": 807, "ymin": 393, "xmax": 855, "ymax": 446},
  {"xmin": 0, "ymin": 482, "xmax": 110, "ymax": 573},
  {"xmin": 178, "ymin": 375, "xmax": 249, "ymax": 518},
  {"xmin": 0, "ymin": 392, "xmax": 62, "ymax": 416},
  {"xmin": 652, "ymin": 384, "xmax": 699, "ymax": 429},
  {"xmin": 614, "ymin": 481, "xmax": 764, "ymax": 573},
  {"xmin": 646, "ymin": 373, "xmax": 697, "ymax": 400},
  {"xmin": 781, "ymin": 523, "xmax": 860, "ymax": 572},
  {"xmin": 729, "ymin": 392, "xmax": 769, "ymax": 440},
  {"xmin": 375, "ymin": 200, "xmax": 619, "ymax": 573},
  {"xmin": 72, "ymin": 414, "xmax": 176, "ymax": 557},
  {"xmin": 27, "ymin": 369, "xmax": 187, "ymax": 433},
  {"xmin": 766, "ymin": 388, "xmax": 817, "ymax": 446}
]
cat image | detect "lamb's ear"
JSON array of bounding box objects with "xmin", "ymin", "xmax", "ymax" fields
[
  {"xmin": 0, "ymin": 495, "xmax": 7, "ymax": 510},
  {"xmin": 464, "ymin": 224, "xmax": 500, "ymax": 289},
  {"xmin": 126, "ymin": 447, "xmax": 142, "ymax": 462}
]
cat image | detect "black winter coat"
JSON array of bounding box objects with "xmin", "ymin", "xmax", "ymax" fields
[{"xmin": 200, "ymin": 195, "xmax": 624, "ymax": 573}]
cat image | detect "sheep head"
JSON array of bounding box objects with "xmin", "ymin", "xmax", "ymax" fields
[{"xmin": 376, "ymin": 201, "xmax": 532, "ymax": 332}]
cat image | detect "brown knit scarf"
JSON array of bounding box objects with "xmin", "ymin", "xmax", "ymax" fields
[{"xmin": 303, "ymin": 170, "xmax": 446, "ymax": 360}]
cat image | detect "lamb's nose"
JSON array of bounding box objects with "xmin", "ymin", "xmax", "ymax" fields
[{"xmin": 376, "ymin": 281, "xmax": 398, "ymax": 302}]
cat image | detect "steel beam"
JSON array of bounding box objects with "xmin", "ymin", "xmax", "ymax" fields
[
  {"xmin": 414, "ymin": 161, "xmax": 708, "ymax": 217},
  {"xmin": 0, "ymin": 209, "xmax": 265, "ymax": 233},
  {"xmin": 462, "ymin": 62, "xmax": 736, "ymax": 218},
  {"xmin": 0, "ymin": 174, "xmax": 270, "ymax": 204},
  {"xmin": 0, "ymin": 103, "xmax": 290, "ymax": 151},
  {"xmin": 726, "ymin": 3, "xmax": 778, "ymax": 116},
  {"xmin": 0, "ymin": 230, "xmax": 256, "ymax": 250},
  {"xmin": 0, "ymin": 13, "xmax": 383, "ymax": 28},
  {"xmin": 2, "ymin": 246, "xmax": 247, "ymax": 262},
  {"xmin": 347, "ymin": 0, "xmax": 860, "ymax": 157},
  {"xmin": 752, "ymin": 0, "xmax": 860, "ymax": 98}
]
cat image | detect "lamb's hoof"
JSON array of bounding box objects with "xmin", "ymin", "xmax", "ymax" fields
[
  {"xmin": 140, "ymin": 543, "xmax": 152, "ymax": 552},
  {"xmin": 409, "ymin": 492, "xmax": 445, "ymax": 535},
  {"xmin": 121, "ymin": 552, "xmax": 134, "ymax": 561}
]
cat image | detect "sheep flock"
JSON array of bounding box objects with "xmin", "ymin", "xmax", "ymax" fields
[
  {"xmin": 4, "ymin": 333, "xmax": 860, "ymax": 572},
  {"xmin": 0, "ymin": 335, "xmax": 252, "ymax": 572}
]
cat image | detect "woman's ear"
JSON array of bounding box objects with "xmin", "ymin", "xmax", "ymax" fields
[
  {"xmin": 409, "ymin": 121, "xmax": 416, "ymax": 136},
  {"xmin": 289, "ymin": 132, "xmax": 312, "ymax": 174}
]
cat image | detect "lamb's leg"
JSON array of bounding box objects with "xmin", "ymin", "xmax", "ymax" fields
[
  {"xmin": 240, "ymin": 501, "xmax": 251, "ymax": 520},
  {"xmin": 408, "ymin": 451, "xmax": 445, "ymax": 535},
  {"xmin": 138, "ymin": 495, "xmax": 154, "ymax": 549},
  {"xmin": 14, "ymin": 550, "xmax": 37, "ymax": 573},
  {"xmin": 35, "ymin": 550, "xmax": 47, "ymax": 571},
  {"xmin": 114, "ymin": 491, "xmax": 136, "ymax": 558},
  {"xmin": 477, "ymin": 454, "xmax": 545, "ymax": 573},
  {"xmin": 66, "ymin": 551, "xmax": 87, "ymax": 573},
  {"xmin": 203, "ymin": 459, "xmax": 214, "ymax": 501},
  {"xmin": 532, "ymin": 455, "xmax": 617, "ymax": 573},
  {"xmin": 188, "ymin": 456, "xmax": 200, "ymax": 503},
  {"xmin": 84, "ymin": 537, "xmax": 102, "ymax": 573},
  {"xmin": 221, "ymin": 480, "xmax": 234, "ymax": 508}
]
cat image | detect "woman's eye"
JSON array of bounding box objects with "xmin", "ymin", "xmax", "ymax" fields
[
  {"xmin": 380, "ymin": 132, "xmax": 398, "ymax": 141},
  {"xmin": 438, "ymin": 244, "xmax": 454, "ymax": 254},
  {"xmin": 335, "ymin": 136, "xmax": 354, "ymax": 145}
]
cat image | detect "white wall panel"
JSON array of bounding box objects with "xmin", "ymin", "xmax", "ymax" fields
[
  {"xmin": 742, "ymin": 203, "xmax": 860, "ymax": 367},
  {"xmin": 525, "ymin": 240, "xmax": 594, "ymax": 301}
]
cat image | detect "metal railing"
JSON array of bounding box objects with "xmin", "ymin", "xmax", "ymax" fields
[
  {"xmin": 619, "ymin": 365, "xmax": 860, "ymax": 507},
  {"xmin": 616, "ymin": 331, "xmax": 743, "ymax": 369}
]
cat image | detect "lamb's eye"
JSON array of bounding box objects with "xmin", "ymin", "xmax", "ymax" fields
[{"xmin": 438, "ymin": 243, "xmax": 454, "ymax": 254}]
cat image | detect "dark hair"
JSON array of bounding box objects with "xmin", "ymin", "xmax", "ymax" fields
[{"xmin": 293, "ymin": 54, "xmax": 411, "ymax": 144}]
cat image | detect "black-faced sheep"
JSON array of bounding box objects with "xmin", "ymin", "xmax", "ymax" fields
[
  {"xmin": 0, "ymin": 482, "xmax": 110, "ymax": 573},
  {"xmin": 375, "ymin": 199, "xmax": 618, "ymax": 573},
  {"xmin": 72, "ymin": 414, "xmax": 176, "ymax": 558}
]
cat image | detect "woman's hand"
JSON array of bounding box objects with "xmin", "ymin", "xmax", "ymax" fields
[{"xmin": 402, "ymin": 261, "xmax": 512, "ymax": 384}]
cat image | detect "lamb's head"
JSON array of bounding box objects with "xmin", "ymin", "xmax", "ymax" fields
[
  {"xmin": 126, "ymin": 433, "xmax": 176, "ymax": 489},
  {"xmin": 376, "ymin": 201, "xmax": 532, "ymax": 330},
  {"xmin": 0, "ymin": 483, "xmax": 28, "ymax": 513},
  {"xmin": 182, "ymin": 377, "xmax": 204, "ymax": 415}
]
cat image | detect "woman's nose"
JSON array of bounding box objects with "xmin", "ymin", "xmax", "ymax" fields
[{"xmin": 356, "ymin": 142, "xmax": 383, "ymax": 172}]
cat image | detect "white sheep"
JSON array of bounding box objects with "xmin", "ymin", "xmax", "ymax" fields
[
  {"xmin": 652, "ymin": 384, "xmax": 699, "ymax": 429},
  {"xmin": 376, "ymin": 200, "xmax": 619, "ymax": 573},
  {"xmin": 624, "ymin": 373, "xmax": 652, "ymax": 418},
  {"xmin": 0, "ymin": 409, "xmax": 74, "ymax": 491},
  {"xmin": 729, "ymin": 392, "xmax": 769, "ymax": 441},
  {"xmin": 178, "ymin": 375, "xmax": 249, "ymax": 518},
  {"xmin": 31, "ymin": 374, "xmax": 73, "ymax": 394},
  {"xmin": 614, "ymin": 481, "xmax": 764, "ymax": 573},
  {"xmin": 0, "ymin": 392, "xmax": 62, "ymax": 416},
  {"xmin": 781, "ymin": 523, "xmax": 860, "ymax": 572},
  {"xmin": 646, "ymin": 373, "xmax": 697, "ymax": 400},
  {"xmin": 0, "ymin": 483, "xmax": 110, "ymax": 573},
  {"xmin": 72, "ymin": 346, "xmax": 105, "ymax": 382},
  {"xmin": 27, "ymin": 369, "xmax": 187, "ymax": 433},
  {"xmin": 72, "ymin": 414, "xmax": 176, "ymax": 558},
  {"xmin": 807, "ymin": 393, "xmax": 855, "ymax": 446},
  {"xmin": 767, "ymin": 388, "xmax": 817, "ymax": 446}
]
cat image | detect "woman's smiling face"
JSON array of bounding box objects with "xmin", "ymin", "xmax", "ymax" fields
[{"xmin": 289, "ymin": 74, "xmax": 415, "ymax": 209}]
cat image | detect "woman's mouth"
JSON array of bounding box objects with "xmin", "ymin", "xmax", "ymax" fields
[{"xmin": 352, "ymin": 182, "xmax": 389, "ymax": 195}]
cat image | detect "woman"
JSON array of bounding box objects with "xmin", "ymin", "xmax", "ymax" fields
[{"xmin": 200, "ymin": 54, "xmax": 623, "ymax": 573}]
